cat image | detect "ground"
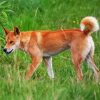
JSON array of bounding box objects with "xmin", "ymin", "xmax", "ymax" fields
[{"xmin": 0, "ymin": 0, "xmax": 100, "ymax": 100}]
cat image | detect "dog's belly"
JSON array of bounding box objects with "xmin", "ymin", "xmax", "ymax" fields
[
  {"xmin": 42, "ymin": 34, "xmax": 70, "ymax": 57},
  {"xmin": 43, "ymin": 46, "xmax": 70, "ymax": 57}
]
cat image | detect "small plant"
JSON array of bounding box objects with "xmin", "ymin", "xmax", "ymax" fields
[{"xmin": 0, "ymin": 1, "xmax": 14, "ymax": 24}]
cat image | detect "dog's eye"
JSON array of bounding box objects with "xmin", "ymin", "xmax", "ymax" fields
[{"xmin": 10, "ymin": 41, "xmax": 14, "ymax": 44}]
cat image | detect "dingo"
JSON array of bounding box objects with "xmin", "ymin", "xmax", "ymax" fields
[{"xmin": 3, "ymin": 16, "xmax": 99, "ymax": 81}]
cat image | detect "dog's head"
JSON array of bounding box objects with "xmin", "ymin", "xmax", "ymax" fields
[{"xmin": 3, "ymin": 27, "xmax": 20, "ymax": 54}]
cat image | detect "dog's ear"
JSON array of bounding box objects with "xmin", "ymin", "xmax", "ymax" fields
[
  {"xmin": 3, "ymin": 28, "xmax": 9, "ymax": 35},
  {"xmin": 14, "ymin": 27, "xmax": 20, "ymax": 36}
]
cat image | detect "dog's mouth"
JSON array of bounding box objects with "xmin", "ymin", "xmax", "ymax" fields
[
  {"xmin": 7, "ymin": 49, "xmax": 13, "ymax": 54},
  {"xmin": 5, "ymin": 49, "xmax": 13, "ymax": 55}
]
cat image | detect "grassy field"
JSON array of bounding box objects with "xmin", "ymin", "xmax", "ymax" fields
[{"xmin": 0, "ymin": 0, "xmax": 100, "ymax": 100}]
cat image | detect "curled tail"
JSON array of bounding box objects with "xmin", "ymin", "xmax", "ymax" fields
[{"xmin": 80, "ymin": 16, "xmax": 99, "ymax": 35}]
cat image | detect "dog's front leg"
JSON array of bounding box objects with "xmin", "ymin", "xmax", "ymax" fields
[
  {"xmin": 25, "ymin": 56, "xmax": 42, "ymax": 80},
  {"xmin": 43, "ymin": 57, "xmax": 54, "ymax": 79},
  {"xmin": 25, "ymin": 46, "xmax": 42, "ymax": 80}
]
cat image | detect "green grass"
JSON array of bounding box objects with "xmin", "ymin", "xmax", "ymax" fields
[{"xmin": 0, "ymin": 0, "xmax": 100, "ymax": 100}]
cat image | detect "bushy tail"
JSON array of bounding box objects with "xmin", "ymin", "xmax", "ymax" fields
[{"xmin": 80, "ymin": 16, "xmax": 99, "ymax": 35}]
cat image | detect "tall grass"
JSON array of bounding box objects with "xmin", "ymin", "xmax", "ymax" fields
[{"xmin": 0, "ymin": 0, "xmax": 100, "ymax": 100}]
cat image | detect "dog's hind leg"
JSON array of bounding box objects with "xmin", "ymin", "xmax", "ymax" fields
[
  {"xmin": 71, "ymin": 48, "xmax": 83, "ymax": 81},
  {"xmin": 86, "ymin": 54, "xmax": 99, "ymax": 81},
  {"xmin": 85, "ymin": 39, "xmax": 99, "ymax": 81},
  {"xmin": 43, "ymin": 57, "xmax": 54, "ymax": 79}
]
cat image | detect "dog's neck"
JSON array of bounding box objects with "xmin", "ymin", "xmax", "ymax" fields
[{"xmin": 19, "ymin": 31, "xmax": 32, "ymax": 51}]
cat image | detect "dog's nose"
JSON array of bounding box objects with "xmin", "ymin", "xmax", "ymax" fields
[{"xmin": 3, "ymin": 48, "xmax": 7, "ymax": 52}]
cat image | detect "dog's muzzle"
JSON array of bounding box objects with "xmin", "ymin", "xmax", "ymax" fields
[{"xmin": 3, "ymin": 48, "xmax": 13, "ymax": 54}]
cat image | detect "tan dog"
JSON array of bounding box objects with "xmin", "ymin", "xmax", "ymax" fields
[{"xmin": 3, "ymin": 16, "xmax": 99, "ymax": 81}]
